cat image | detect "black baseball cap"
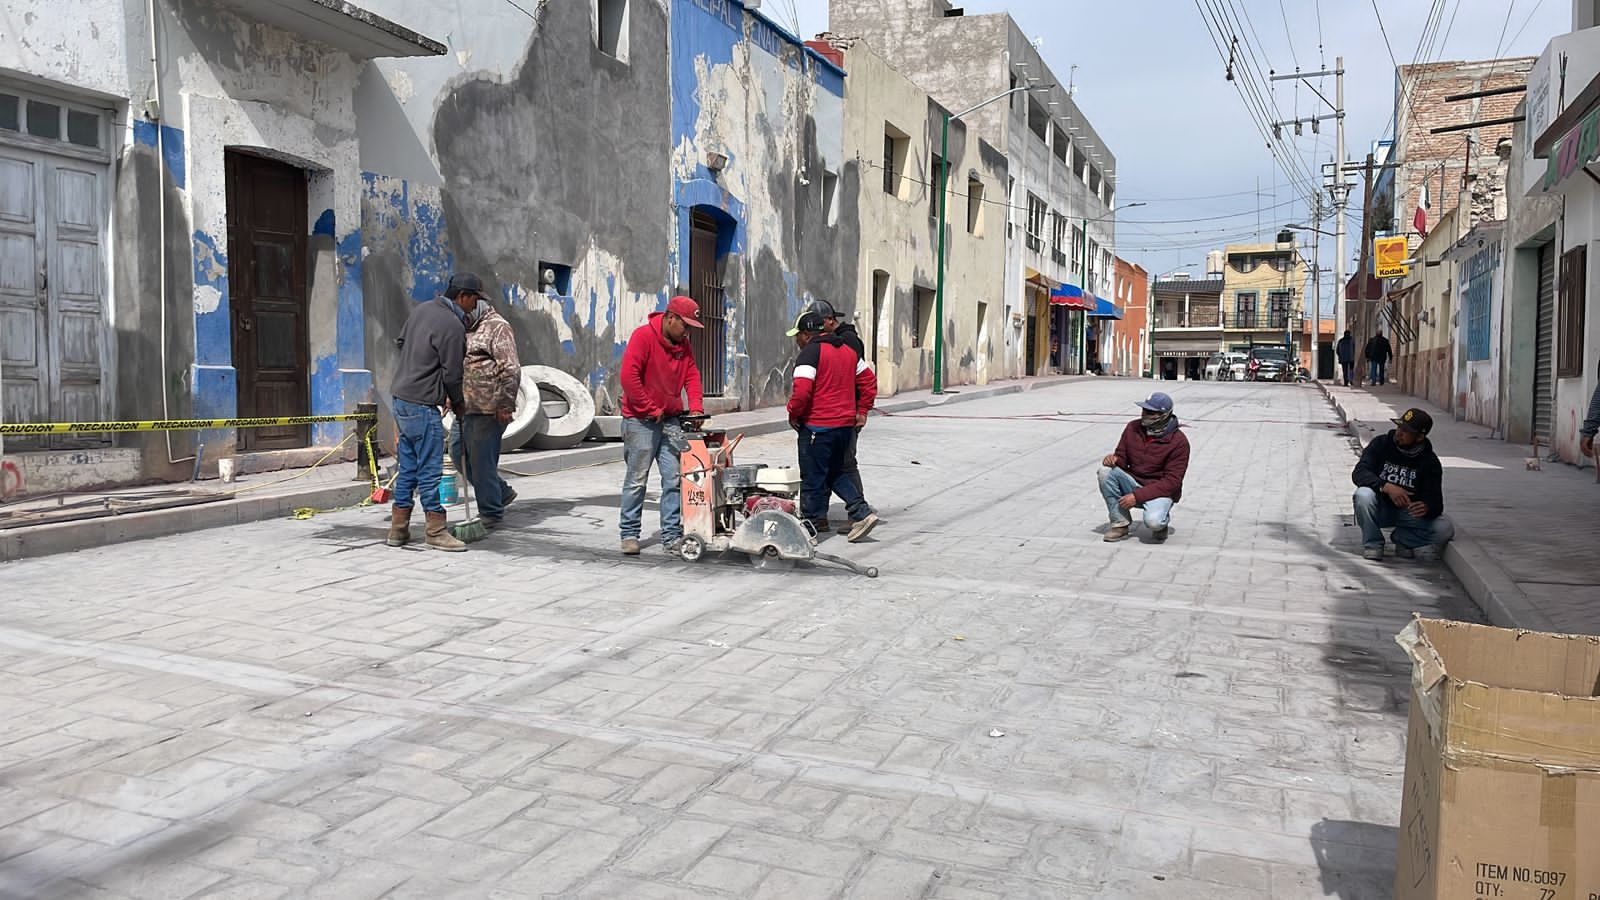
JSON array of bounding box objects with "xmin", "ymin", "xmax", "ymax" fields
[
  {"xmin": 786, "ymin": 311, "xmax": 826, "ymax": 336},
  {"xmin": 809, "ymin": 299, "xmax": 838, "ymax": 320},
  {"xmin": 1393, "ymin": 407, "xmax": 1433, "ymax": 436},
  {"xmin": 445, "ymin": 272, "xmax": 486, "ymax": 299}
]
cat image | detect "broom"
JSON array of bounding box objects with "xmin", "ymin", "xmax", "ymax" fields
[{"xmin": 449, "ymin": 427, "xmax": 490, "ymax": 544}]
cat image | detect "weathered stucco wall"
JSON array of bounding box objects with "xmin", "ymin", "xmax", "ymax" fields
[
  {"xmin": 1501, "ymin": 108, "xmax": 1561, "ymax": 445},
  {"xmin": 839, "ymin": 39, "xmax": 1004, "ymax": 395},
  {"xmin": 671, "ymin": 0, "xmax": 856, "ymax": 409},
  {"xmin": 1449, "ymin": 224, "xmax": 1504, "ymax": 428}
]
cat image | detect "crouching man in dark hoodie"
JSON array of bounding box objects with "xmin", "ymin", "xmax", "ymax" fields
[
  {"xmin": 1352, "ymin": 407, "xmax": 1454, "ymax": 561},
  {"xmin": 1098, "ymin": 392, "xmax": 1190, "ymax": 543}
]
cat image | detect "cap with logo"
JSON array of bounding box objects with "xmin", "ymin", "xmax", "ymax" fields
[
  {"xmin": 786, "ymin": 311, "xmax": 827, "ymax": 337},
  {"xmin": 1134, "ymin": 392, "xmax": 1174, "ymax": 414},
  {"xmin": 445, "ymin": 272, "xmax": 486, "ymax": 299},
  {"xmin": 1392, "ymin": 407, "xmax": 1433, "ymax": 436},
  {"xmin": 666, "ymin": 295, "xmax": 703, "ymax": 328}
]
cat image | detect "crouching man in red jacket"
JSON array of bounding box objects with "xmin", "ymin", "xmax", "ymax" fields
[
  {"xmin": 788, "ymin": 311, "xmax": 879, "ymax": 543},
  {"xmin": 1098, "ymin": 392, "xmax": 1190, "ymax": 543}
]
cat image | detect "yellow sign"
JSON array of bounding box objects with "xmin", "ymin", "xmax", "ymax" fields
[{"xmin": 1375, "ymin": 236, "xmax": 1410, "ymax": 278}]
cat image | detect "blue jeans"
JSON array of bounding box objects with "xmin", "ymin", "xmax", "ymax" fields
[
  {"xmin": 1369, "ymin": 360, "xmax": 1386, "ymax": 385},
  {"xmin": 1098, "ymin": 466, "xmax": 1173, "ymax": 529},
  {"xmin": 620, "ymin": 417, "xmax": 687, "ymax": 542},
  {"xmin": 799, "ymin": 426, "xmax": 872, "ymax": 522},
  {"xmin": 449, "ymin": 414, "xmax": 511, "ymax": 520},
  {"xmin": 393, "ymin": 397, "xmax": 445, "ymax": 513},
  {"xmin": 1353, "ymin": 487, "xmax": 1455, "ymax": 550}
]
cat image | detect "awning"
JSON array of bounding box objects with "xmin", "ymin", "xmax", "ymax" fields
[
  {"xmin": 1025, "ymin": 266, "xmax": 1064, "ymax": 291},
  {"xmin": 1049, "ymin": 283, "xmax": 1094, "ymax": 310},
  {"xmin": 1088, "ymin": 296, "xmax": 1123, "ymax": 319},
  {"xmin": 211, "ymin": 0, "xmax": 446, "ymax": 58}
]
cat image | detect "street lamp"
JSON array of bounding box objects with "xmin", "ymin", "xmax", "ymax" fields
[
  {"xmin": 1148, "ymin": 262, "xmax": 1196, "ymax": 380},
  {"xmin": 932, "ymin": 81, "xmax": 1054, "ymax": 394}
]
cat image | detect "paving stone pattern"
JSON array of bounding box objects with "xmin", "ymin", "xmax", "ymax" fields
[{"xmin": 0, "ymin": 380, "xmax": 1482, "ymax": 898}]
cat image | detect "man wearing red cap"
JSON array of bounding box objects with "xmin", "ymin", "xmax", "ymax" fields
[{"xmin": 618, "ymin": 295, "xmax": 705, "ymax": 556}]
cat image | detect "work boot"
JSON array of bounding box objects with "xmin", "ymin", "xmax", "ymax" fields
[
  {"xmin": 847, "ymin": 513, "xmax": 879, "ymax": 543},
  {"xmin": 811, "ymin": 518, "xmax": 831, "ymax": 533},
  {"xmin": 481, "ymin": 516, "xmax": 503, "ymax": 531},
  {"xmin": 1103, "ymin": 523, "xmax": 1130, "ymax": 542},
  {"xmin": 1152, "ymin": 525, "xmax": 1169, "ymax": 543},
  {"xmin": 387, "ymin": 506, "xmax": 413, "ymax": 547},
  {"xmin": 425, "ymin": 511, "xmax": 467, "ymax": 552},
  {"xmin": 501, "ymin": 484, "xmax": 517, "ymax": 506},
  {"xmin": 621, "ymin": 538, "xmax": 641, "ymax": 556}
]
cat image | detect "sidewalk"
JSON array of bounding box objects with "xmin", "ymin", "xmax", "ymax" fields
[
  {"xmin": 1318, "ymin": 381, "xmax": 1600, "ymax": 636},
  {"xmin": 0, "ymin": 374, "xmax": 1090, "ymax": 562}
]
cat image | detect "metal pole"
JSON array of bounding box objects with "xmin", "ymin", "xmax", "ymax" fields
[
  {"xmin": 933, "ymin": 113, "xmax": 950, "ymax": 394},
  {"xmin": 1333, "ymin": 56, "xmax": 1347, "ymax": 340},
  {"xmin": 1312, "ymin": 193, "xmax": 1322, "ymax": 378}
]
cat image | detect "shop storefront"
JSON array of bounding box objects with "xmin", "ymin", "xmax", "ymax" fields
[{"xmin": 1048, "ymin": 282, "xmax": 1095, "ymax": 375}]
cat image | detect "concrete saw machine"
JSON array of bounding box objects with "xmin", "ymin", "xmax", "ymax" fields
[{"xmin": 675, "ymin": 415, "xmax": 878, "ymax": 578}]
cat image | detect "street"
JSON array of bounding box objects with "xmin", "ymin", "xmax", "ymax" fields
[{"xmin": 0, "ymin": 379, "xmax": 1481, "ymax": 899}]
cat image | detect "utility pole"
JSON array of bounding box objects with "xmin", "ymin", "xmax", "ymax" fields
[
  {"xmin": 1355, "ymin": 151, "xmax": 1376, "ymax": 382},
  {"xmin": 1271, "ymin": 57, "xmax": 1347, "ymax": 337},
  {"xmin": 1311, "ymin": 192, "xmax": 1322, "ymax": 378}
]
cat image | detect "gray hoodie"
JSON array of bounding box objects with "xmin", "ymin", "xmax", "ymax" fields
[{"xmin": 390, "ymin": 296, "xmax": 466, "ymax": 410}]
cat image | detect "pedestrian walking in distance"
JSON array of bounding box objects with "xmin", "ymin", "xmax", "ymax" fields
[
  {"xmin": 788, "ymin": 311, "xmax": 879, "ymax": 542},
  {"xmin": 1364, "ymin": 331, "xmax": 1393, "ymax": 386},
  {"xmin": 451, "ymin": 295, "xmax": 521, "ymax": 530},
  {"xmin": 1352, "ymin": 407, "xmax": 1455, "ymax": 561},
  {"xmin": 787, "ymin": 299, "xmax": 875, "ymax": 530},
  {"xmin": 618, "ymin": 295, "xmax": 705, "ymax": 556},
  {"xmin": 1099, "ymin": 392, "xmax": 1190, "ymax": 543},
  {"xmin": 387, "ymin": 272, "xmax": 481, "ymax": 552},
  {"xmin": 1336, "ymin": 329, "xmax": 1356, "ymax": 387}
]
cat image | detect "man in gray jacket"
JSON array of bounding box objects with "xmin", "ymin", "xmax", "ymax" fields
[{"xmin": 388, "ymin": 273, "xmax": 481, "ymax": 551}]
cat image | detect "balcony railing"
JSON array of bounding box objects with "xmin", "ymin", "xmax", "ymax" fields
[
  {"xmin": 1224, "ymin": 311, "xmax": 1294, "ymax": 330},
  {"xmin": 1152, "ymin": 311, "xmax": 1222, "ymax": 329}
]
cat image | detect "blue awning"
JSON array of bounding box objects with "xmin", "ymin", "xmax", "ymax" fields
[
  {"xmin": 1089, "ymin": 296, "xmax": 1123, "ymax": 319},
  {"xmin": 1049, "ymin": 283, "xmax": 1094, "ymax": 309}
]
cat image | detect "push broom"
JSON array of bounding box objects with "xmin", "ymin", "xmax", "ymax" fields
[{"xmin": 447, "ymin": 427, "xmax": 489, "ymax": 544}]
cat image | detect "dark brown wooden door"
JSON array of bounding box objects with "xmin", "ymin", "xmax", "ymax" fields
[
  {"xmin": 688, "ymin": 212, "xmax": 725, "ymax": 396},
  {"xmin": 226, "ymin": 152, "xmax": 308, "ymax": 451}
]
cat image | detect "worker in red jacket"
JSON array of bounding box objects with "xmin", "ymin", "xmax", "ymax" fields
[
  {"xmin": 618, "ymin": 295, "xmax": 704, "ymax": 556},
  {"xmin": 1098, "ymin": 392, "xmax": 1190, "ymax": 543},
  {"xmin": 787, "ymin": 311, "xmax": 878, "ymax": 543}
]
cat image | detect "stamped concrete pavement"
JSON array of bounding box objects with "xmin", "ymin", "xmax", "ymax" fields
[{"xmin": 0, "ymin": 379, "xmax": 1481, "ymax": 899}]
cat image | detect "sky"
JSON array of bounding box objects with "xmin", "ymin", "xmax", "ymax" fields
[{"xmin": 780, "ymin": 0, "xmax": 1568, "ymax": 310}]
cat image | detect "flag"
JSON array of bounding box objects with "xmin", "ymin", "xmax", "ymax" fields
[{"xmin": 1413, "ymin": 183, "xmax": 1429, "ymax": 238}]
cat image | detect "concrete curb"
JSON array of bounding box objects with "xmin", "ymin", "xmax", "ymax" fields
[
  {"xmin": 3, "ymin": 375, "xmax": 1092, "ymax": 563},
  {"xmin": 0, "ymin": 481, "xmax": 370, "ymax": 564},
  {"xmin": 1314, "ymin": 380, "xmax": 1547, "ymax": 631}
]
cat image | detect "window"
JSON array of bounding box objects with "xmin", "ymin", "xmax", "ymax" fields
[
  {"xmin": 1025, "ymin": 194, "xmax": 1046, "ymax": 252},
  {"xmin": 1465, "ymin": 265, "xmax": 1492, "ymax": 361},
  {"xmin": 821, "ymin": 169, "xmax": 839, "ymax": 226},
  {"xmin": 0, "ymin": 94, "xmax": 19, "ymax": 131},
  {"xmin": 0, "ymin": 89, "xmax": 106, "ymax": 153},
  {"xmin": 883, "ymin": 125, "xmax": 909, "ymax": 198},
  {"xmin": 538, "ymin": 261, "xmax": 573, "ymax": 296},
  {"xmin": 929, "ymin": 153, "xmax": 946, "ymax": 219},
  {"xmin": 1558, "ymin": 245, "xmax": 1587, "ymax": 377},
  {"xmin": 1235, "ymin": 291, "xmax": 1258, "ymax": 326},
  {"xmin": 1052, "ymin": 126, "xmax": 1069, "ymax": 164},
  {"xmin": 913, "ymin": 286, "xmax": 936, "ymax": 349},
  {"xmin": 870, "ymin": 270, "xmax": 890, "ymax": 366},
  {"xmin": 1073, "ymin": 146, "xmax": 1087, "ymax": 182},
  {"xmin": 1087, "ymin": 240, "xmax": 1100, "ymax": 290},
  {"xmin": 596, "ymin": 0, "xmax": 629, "ymax": 60},
  {"xmin": 1070, "ymin": 225, "xmax": 1084, "ymax": 274},
  {"xmin": 1088, "ymin": 167, "xmax": 1101, "ymax": 195},
  {"xmin": 26, "ymin": 100, "xmax": 59, "ymax": 139},
  {"xmin": 966, "ymin": 176, "xmax": 984, "ymax": 235},
  {"xmin": 1268, "ymin": 290, "xmax": 1293, "ymax": 328},
  {"xmin": 1271, "ymin": 254, "xmax": 1292, "ymax": 273},
  {"xmin": 1027, "ymin": 98, "xmax": 1049, "ymax": 142}
]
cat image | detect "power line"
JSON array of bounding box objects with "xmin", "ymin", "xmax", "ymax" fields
[
  {"xmin": 1277, "ymin": 0, "xmax": 1300, "ymax": 70},
  {"xmin": 1507, "ymin": 0, "xmax": 1549, "ymax": 48},
  {"xmin": 500, "ymin": 0, "xmax": 535, "ymax": 20}
]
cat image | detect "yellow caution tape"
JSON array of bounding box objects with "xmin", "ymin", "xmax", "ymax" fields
[{"xmin": 0, "ymin": 413, "xmax": 375, "ymax": 436}]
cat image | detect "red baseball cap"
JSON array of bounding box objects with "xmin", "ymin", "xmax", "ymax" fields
[{"xmin": 667, "ymin": 295, "xmax": 704, "ymax": 328}]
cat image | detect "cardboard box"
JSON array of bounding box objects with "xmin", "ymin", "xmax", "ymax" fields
[{"xmin": 1394, "ymin": 617, "xmax": 1600, "ymax": 900}]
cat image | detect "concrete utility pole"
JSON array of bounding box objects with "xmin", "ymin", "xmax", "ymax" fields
[
  {"xmin": 1355, "ymin": 151, "xmax": 1376, "ymax": 380},
  {"xmin": 1271, "ymin": 57, "xmax": 1346, "ymax": 337},
  {"xmin": 1311, "ymin": 193, "xmax": 1322, "ymax": 377}
]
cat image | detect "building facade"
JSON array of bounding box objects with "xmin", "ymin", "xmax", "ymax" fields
[
  {"xmin": 823, "ymin": 38, "xmax": 1006, "ymax": 395},
  {"xmin": 827, "ymin": 0, "xmax": 1118, "ymax": 380},
  {"xmin": 1109, "ymin": 257, "xmax": 1148, "ymax": 377},
  {"xmin": 1220, "ymin": 241, "xmax": 1309, "ymax": 354},
  {"xmin": 1149, "ymin": 273, "xmax": 1224, "ymax": 380}
]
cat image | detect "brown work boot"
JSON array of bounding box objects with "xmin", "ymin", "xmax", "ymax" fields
[
  {"xmin": 621, "ymin": 538, "xmax": 641, "ymax": 556},
  {"xmin": 387, "ymin": 506, "xmax": 413, "ymax": 547},
  {"xmin": 1103, "ymin": 523, "xmax": 1131, "ymax": 542},
  {"xmin": 424, "ymin": 511, "xmax": 467, "ymax": 552}
]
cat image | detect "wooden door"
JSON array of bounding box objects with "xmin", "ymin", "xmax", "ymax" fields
[
  {"xmin": 226, "ymin": 152, "xmax": 308, "ymax": 451},
  {"xmin": 0, "ymin": 145, "xmax": 109, "ymax": 449}
]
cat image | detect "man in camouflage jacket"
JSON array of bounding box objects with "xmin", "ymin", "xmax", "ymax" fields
[{"xmin": 452, "ymin": 301, "xmax": 521, "ymax": 527}]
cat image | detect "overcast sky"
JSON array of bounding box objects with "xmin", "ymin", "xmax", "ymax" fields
[{"xmin": 782, "ymin": 0, "xmax": 1567, "ymax": 306}]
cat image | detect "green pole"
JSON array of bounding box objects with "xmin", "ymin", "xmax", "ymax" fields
[
  {"xmin": 1079, "ymin": 217, "xmax": 1090, "ymax": 375},
  {"xmin": 1147, "ymin": 277, "xmax": 1156, "ymax": 379},
  {"xmin": 932, "ymin": 113, "xmax": 950, "ymax": 394}
]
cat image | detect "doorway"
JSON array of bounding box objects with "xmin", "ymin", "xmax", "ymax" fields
[
  {"xmin": 0, "ymin": 141, "xmax": 111, "ymax": 450},
  {"xmin": 226, "ymin": 151, "xmax": 308, "ymax": 451},
  {"xmin": 688, "ymin": 211, "xmax": 726, "ymax": 397}
]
